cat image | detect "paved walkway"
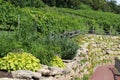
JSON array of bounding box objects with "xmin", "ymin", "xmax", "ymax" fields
[{"xmin": 90, "ymin": 65, "xmax": 120, "ymax": 80}]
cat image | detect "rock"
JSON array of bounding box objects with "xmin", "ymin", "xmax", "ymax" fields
[
  {"xmin": 56, "ymin": 75, "xmax": 68, "ymax": 80},
  {"xmin": 118, "ymin": 45, "xmax": 120, "ymax": 48},
  {"xmin": 41, "ymin": 65, "xmax": 48, "ymax": 69},
  {"xmin": 11, "ymin": 70, "xmax": 41, "ymax": 79},
  {"xmin": 38, "ymin": 69, "xmax": 51, "ymax": 76},
  {"xmin": 73, "ymin": 56, "xmax": 81, "ymax": 61},
  {"xmin": 66, "ymin": 61, "xmax": 77, "ymax": 69},
  {"xmin": 48, "ymin": 67, "xmax": 64, "ymax": 76},
  {"xmin": 105, "ymin": 50, "xmax": 114, "ymax": 54},
  {"xmin": 38, "ymin": 65, "xmax": 52, "ymax": 76},
  {"xmin": 63, "ymin": 60, "xmax": 73, "ymax": 63},
  {"xmin": 0, "ymin": 78, "xmax": 12, "ymax": 80},
  {"xmin": 76, "ymin": 49, "xmax": 82, "ymax": 57},
  {"xmin": 62, "ymin": 68, "xmax": 71, "ymax": 74},
  {"xmin": 0, "ymin": 78, "xmax": 25, "ymax": 80},
  {"xmin": 69, "ymin": 70, "xmax": 76, "ymax": 77},
  {"xmin": 39, "ymin": 77, "xmax": 55, "ymax": 80}
]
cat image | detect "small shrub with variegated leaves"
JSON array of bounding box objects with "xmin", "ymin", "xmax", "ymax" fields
[
  {"xmin": 50, "ymin": 56, "xmax": 65, "ymax": 68},
  {"xmin": 0, "ymin": 52, "xmax": 41, "ymax": 72}
]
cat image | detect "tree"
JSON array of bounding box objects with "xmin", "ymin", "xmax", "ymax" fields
[
  {"xmin": 106, "ymin": 0, "xmax": 120, "ymax": 13},
  {"xmin": 43, "ymin": 0, "xmax": 81, "ymax": 9},
  {"xmin": 4, "ymin": 0, "xmax": 45, "ymax": 8}
]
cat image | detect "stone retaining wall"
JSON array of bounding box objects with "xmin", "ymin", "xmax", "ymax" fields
[{"xmin": 115, "ymin": 57, "xmax": 120, "ymax": 73}]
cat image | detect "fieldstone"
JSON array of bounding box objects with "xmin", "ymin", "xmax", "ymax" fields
[
  {"xmin": 48, "ymin": 67, "xmax": 64, "ymax": 76},
  {"xmin": 76, "ymin": 49, "xmax": 82, "ymax": 56},
  {"xmin": 69, "ymin": 70, "xmax": 76, "ymax": 77},
  {"xmin": 118, "ymin": 45, "xmax": 120, "ymax": 48},
  {"xmin": 0, "ymin": 78, "xmax": 25, "ymax": 80},
  {"xmin": 38, "ymin": 69, "xmax": 51, "ymax": 76},
  {"xmin": 11, "ymin": 70, "xmax": 41, "ymax": 79},
  {"xmin": 63, "ymin": 60, "xmax": 73, "ymax": 63},
  {"xmin": 41, "ymin": 65, "xmax": 48, "ymax": 69},
  {"xmin": 66, "ymin": 61, "xmax": 77, "ymax": 69},
  {"xmin": 39, "ymin": 77, "xmax": 55, "ymax": 80},
  {"xmin": 56, "ymin": 75, "xmax": 68, "ymax": 80},
  {"xmin": 0, "ymin": 78, "xmax": 14, "ymax": 80},
  {"xmin": 62, "ymin": 68, "xmax": 71, "ymax": 74},
  {"xmin": 105, "ymin": 50, "xmax": 114, "ymax": 54}
]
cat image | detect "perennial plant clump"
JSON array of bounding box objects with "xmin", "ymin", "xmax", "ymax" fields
[
  {"xmin": 50, "ymin": 56, "xmax": 65, "ymax": 68},
  {"xmin": 0, "ymin": 52, "xmax": 41, "ymax": 72}
]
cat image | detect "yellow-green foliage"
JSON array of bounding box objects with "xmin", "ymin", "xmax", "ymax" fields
[
  {"xmin": 0, "ymin": 52, "xmax": 41, "ymax": 72},
  {"xmin": 50, "ymin": 56, "xmax": 65, "ymax": 68}
]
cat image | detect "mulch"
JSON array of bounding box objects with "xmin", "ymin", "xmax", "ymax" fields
[{"xmin": 90, "ymin": 65, "xmax": 120, "ymax": 80}]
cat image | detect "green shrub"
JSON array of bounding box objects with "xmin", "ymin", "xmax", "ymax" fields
[
  {"xmin": 0, "ymin": 35, "xmax": 23, "ymax": 57},
  {"xmin": 30, "ymin": 43, "xmax": 54, "ymax": 65},
  {"xmin": 0, "ymin": 52, "xmax": 41, "ymax": 72},
  {"xmin": 50, "ymin": 56, "xmax": 65, "ymax": 68},
  {"xmin": 60, "ymin": 38, "xmax": 79, "ymax": 60},
  {"xmin": 83, "ymin": 75, "xmax": 89, "ymax": 80},
  {"xmin": 43, "ymin": 35, "xmax": 79, "ymax": 60},
  {"xmin": 78, "ymin": 3, "xmax": 91, "ymax": 10},
  {"xmin": 4, "ymin": 0, "xmax": 45, "ymax": 8}
]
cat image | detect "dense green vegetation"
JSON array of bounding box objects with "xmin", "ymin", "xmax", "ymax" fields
[
  {"xmin": 42, "ymin": 0, "xmax": 120, "ymax": 14},
  {"xmin": 0, "ymin": 0, "xmax": 120, "ymax": 70},
  {"xmin": 1, "ymin": 1, "xmax": 120, "ymax": 34},
  {"xmin": 2, "ymin": 0, "xmax": 120, "ymax": 13},
  {"xmin": 4, "ymin": 0, "xmax": 45, "ymax": 8},
  {"xmin": 50, "ymin": 56, "xmax": 65, "ymax": 68},
  {"xmin": 0, "ymin": 52, "xmax": 41, "ymax": 72}
]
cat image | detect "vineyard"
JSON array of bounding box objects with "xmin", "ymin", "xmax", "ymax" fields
[{"xmin": 1, "ymin": 2, "xmax": 120, "ymax": 34}]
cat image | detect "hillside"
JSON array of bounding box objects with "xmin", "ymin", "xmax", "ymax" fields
[{"xmin": 1, "ymin": 2, "xmax": 120, "ymax": 35}]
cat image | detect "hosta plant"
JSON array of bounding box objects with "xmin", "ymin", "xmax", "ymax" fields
[{"xmin": 0, "ymin": 52, "xmax": 41, "ymax": 72}]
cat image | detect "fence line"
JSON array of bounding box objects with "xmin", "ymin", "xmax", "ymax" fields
[
  {"xmin": 59, "ymin": 30, "xmax": 120, "ymax": 38},
  {"xmin": 0, "ymin": 28, "xmax": 120, "ymax": 37}
]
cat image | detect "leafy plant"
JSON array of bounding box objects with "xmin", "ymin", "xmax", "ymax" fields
[
  {"xmin": 60, "ymin": 38, "xmax": 79, "ymax": 60},
  {"xmin": 50, "ymin": 56, "xmax": 65, "ymax": 68},
  {"xmin": 0, "ymin": 52, "xmax": 41, "ymax": 72},
  {"xmin": 30, "ymin": 43, "xmax": 54, "ymax": 65},
  {"xmin": 4, "ymin": 0, "xmax": 45, "ymax": 8},
  {"xmin": 0, "ymin": 35, "xmax": 23, "ymax": 57}
]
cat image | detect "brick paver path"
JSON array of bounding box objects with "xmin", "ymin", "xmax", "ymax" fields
[{"xmin": 90, "ymin": 65, "xmax": 120, "ymax": 80}]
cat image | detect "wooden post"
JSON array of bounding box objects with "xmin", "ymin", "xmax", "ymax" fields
[
  {"xmin": 92, "ymin": 26, "xmax": 95, "ymax": 34},
  {"xmin": 109, "ymin": 26, "xmax": 112, "ymax": 35}
]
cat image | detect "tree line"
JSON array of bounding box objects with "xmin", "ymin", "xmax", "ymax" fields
[
  {"xmin": 42, "ymin": 0, "xmax": 120, "ymax": 14},
  {"xmin": 2, "ymin": 0, "xmax": 120, "ymax": 14}
]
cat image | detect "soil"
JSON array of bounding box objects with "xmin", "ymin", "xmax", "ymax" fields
[{"xmin": 0, "ymin": 70, "xmax": 12, "ymax": 78}]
